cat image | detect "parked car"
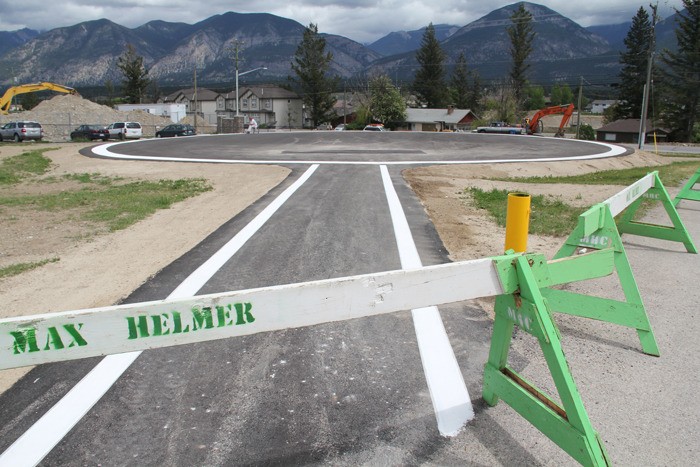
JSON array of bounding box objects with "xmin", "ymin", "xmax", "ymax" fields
[
  {"xmin": 0, "ymin": 121, "xmax": 43, "ymax": 142},
  {"xmin": 362, "ymin": 124, "xmax": 386, "ymax": 132},
  {"xmin": 155, "ymin": 124, "xmax": 196, "ymax": 138},
  {"xmin": 70, "ymin": 124, "xmax": 109, "ymax": 141},
  {"xmin": 334, "ymin": 124, "xmax": 346, "ymax": 131},
  {"xmin": 107, "ymin": 122, "xmax": 142, "ymax": 140}
]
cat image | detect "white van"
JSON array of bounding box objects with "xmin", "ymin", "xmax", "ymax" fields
[{"xmin": 107, "ymin": 122, "xmax": 142, "ymax": 140}]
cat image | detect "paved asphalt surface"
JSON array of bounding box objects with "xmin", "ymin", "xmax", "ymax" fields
[{"xmin": 1, "ymin": 132, "xmax": 697, "ymax": 466}]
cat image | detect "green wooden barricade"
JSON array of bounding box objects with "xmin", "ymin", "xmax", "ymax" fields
[
  {"xmin": 483, "ymin": 172, "xmax": 696, "ymax": 465},
  {"xmin": 545, "ymin": 171, "xmax": 695, "ymax": 357},
  {"xmin": 484, "ymin": 251, "xmax": 614, "ymax": 466},
  {"xmin": 617, "ymin": 172, "xmax": 697, "ymax": 254},
  {"xmin": 673, "ymin": 168, "xmax": 700, "ymax": 206}
]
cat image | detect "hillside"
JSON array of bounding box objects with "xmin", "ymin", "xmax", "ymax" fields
[
  {"xmin": 0, "ymin": 2, "xmax": 681, "ymax": 88},
  {"xmin": 368, "ymin": 2, "xmax": 618, "ymax": 83},
  {"xmin": 0, "ymin": 13, "xmax": 380, "ymax": 86},
  {"xmin": 368, "ymin": 24, "xmax": 460, "ymax": 56}
]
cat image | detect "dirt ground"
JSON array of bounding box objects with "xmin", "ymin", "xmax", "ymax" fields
[{"xmin": 0, "ymin": 142, "xmax": 679, "ymax": 392}]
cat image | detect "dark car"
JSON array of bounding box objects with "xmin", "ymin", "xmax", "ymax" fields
[
  {"xmin": 70, "ymin": 124, "xmax": 109, "ymax": 141},
  {"xmin": 155, "ymin": 124, "xmax": 196, "ymax": 138}
]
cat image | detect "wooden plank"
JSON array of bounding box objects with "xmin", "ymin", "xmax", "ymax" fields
[
  {"xmin": 0, "ymin": 258, "xmax": 502, "ymax": 370},
  {"xmin": 603, "ymin": 173, "xmax": 655, "ymax": 217},
  {"xmin": 545, "ymin": 249, "xmax": 615, "ymax": 286}
]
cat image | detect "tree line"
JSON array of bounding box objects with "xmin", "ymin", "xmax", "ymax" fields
[
  {"xmin": 290, "ymin": 1, "xmax": 699, "ymax": 140},
  {"xmin": 109, "ymin": 1, "xmax": 699, "ymax": 140}
]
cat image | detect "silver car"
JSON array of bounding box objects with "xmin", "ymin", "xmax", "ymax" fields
[{"xmin": 0, "ymin": 121, "xmax": 43, "ymax": 142}]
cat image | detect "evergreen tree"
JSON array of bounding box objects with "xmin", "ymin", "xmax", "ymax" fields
[
  {"xmin": 117, "ymin": 44, "xmax": 151, "ymax": 104},
  {"xmin": 550, "ymin": 84, "xmax": 562, "ymax": 105},
  {"xmin": 526, "ymin": 86, "xmax": 545, "ymax": 110},
  {"xmin": 469, "ymin": 73, "xmax": 482, "ymax": 113},
  {"xmin": 660, "ymin": 0, "xmax": 700, "ymax": 141},
  {"xmin": 550, "ymin": 84, "xmax": 574, "ymax": 105},
  {"xmin": 450, "ymin": 53, "xmax": 470, "ymax": 109},
  {"xmin": 449, "ymin": 53, "xmax": 482, "ymax": 111},
  {"xmin": 616, "ymin": 7, "xmax": 654, "ymax": 120},
  {"xmin": 369, "ymin": 75, "xmax": 407, "ymax": 127},
  {"xmin": 560, "ymin": 84, "xmax": 575, "ymax": 105},
  {"xmin": 104, "ymin": 79, "xmax": 116, "ymax": 106},
  {"xmin": 413, "ymin": 23, "xmax": 448, "ymax": 108},
  {"xmin": 20, "ymin": 92, "xmax": 40, "ymax": 111},
  {"xmin": 507, "ymin": 4, "xmax": 535, "ymax": 107},
  {"xmin": 290, "ymin": 23, "xmax": 339, "ymax": 127}
]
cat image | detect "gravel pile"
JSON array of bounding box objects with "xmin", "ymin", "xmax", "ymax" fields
[{"xmin": 0, "ymin": 94, "xmax": 216, "ymax": 141}]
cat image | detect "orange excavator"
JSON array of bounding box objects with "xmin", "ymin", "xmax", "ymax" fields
[{"xmin": 525, "ymin": 103, "xmax": 575, "ymax": 137}]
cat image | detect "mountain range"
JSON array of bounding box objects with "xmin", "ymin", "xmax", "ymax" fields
[{"xmin": 0, "ymin": 2, "xmax": 681, "ymax": 89}]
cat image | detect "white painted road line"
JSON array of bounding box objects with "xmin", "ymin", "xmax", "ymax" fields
[
  {"xmin": 0, "ymin": 165, "xmax": 320, "ymax": 467},
  {"xmin": 379, "ymin": 165, "xmax": 474, "ymax": 437}
]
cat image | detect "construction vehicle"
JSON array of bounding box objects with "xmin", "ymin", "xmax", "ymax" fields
[
  {"xmin": 525, "ymin": 103, "xmax": 575, "ymax": 137},
  {"xmin": 0, "ymin": 82, "xmax": 77, "ymax": 114},
  {"xmin": 475, "ymin": 104, "xmax": 576, "ymax": 137}
]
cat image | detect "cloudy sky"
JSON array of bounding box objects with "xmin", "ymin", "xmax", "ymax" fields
[{"xmin": 0, "ymin": 0, "xmax": 684, "ymax": 43}]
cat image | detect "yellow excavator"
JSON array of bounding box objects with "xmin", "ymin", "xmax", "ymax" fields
[{"xmin": 0, "ymin": 82, "xmax": 77, "ymax": 114}]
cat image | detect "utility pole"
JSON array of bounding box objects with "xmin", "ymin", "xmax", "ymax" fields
[
  {"xmin": 576, "ymin": 76, "xmax": 583, "ymax": 139},
  {"xmin": 639, "ymin": 3, "xmax": 658, "ymax": 150},
  {"xmin": 228, "ymin": 40, "xmax": 245, "ymax": 116},
  {"xmin": 193, "ymin": 66, "xmax": 198, "ymax": 133}
]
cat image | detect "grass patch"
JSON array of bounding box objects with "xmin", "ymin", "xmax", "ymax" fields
[
  {"xmin": 62, "ymin": 173, "xmax": 122, "ymax": 185},
  {"xmin": 0, "ymin": 148, "xmax": 55, "ymax": 185},
  {"xmin": 491, "ymin": 161, "xmax": 700, "ymax": 187},
  {"xmin": 0, "ymin": 258, "xmax": 59, "ymax": 279},
  {"xmin": 0, "ymin": 178, "xmax": 212, "ymax": 231},
  {"xmin": 658, "ymin": 152, "xmax": 700, "ymax": 158},
  {"xmin": 466, "ymin": 188, "xmax": 582, "ymax": 236}
]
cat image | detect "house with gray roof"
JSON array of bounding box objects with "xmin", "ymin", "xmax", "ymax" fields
[
  {"xmin": 596, "ymin": 119, "xmax": 669, "ymax": 144},
  {"xmin": 159, "ymin": 85, "xmax": 304, "ymax": 128},
  {"xmin": 159, "ymin": 88, "xmax": 225, "ymax": 124},
  {"xmin": 401, "ymin": 107, "xmax": 478, "ymax": 132},
  {"xmin": 590, "ymin": 100, "xmax": 617, "ymax": 114},
  {"xmin": 223, "ymin": 85, "xmax": 303, "ymax": 129}
]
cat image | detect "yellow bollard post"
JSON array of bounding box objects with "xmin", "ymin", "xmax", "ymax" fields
[{"xmin": 504, "ymin": 192, "xmax": 531, "ymax": 253}]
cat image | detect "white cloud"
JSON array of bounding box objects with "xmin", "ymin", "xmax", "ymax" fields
[{"xmin": 0, "ymin": 0, "xmax": 685, "ymax": 43}]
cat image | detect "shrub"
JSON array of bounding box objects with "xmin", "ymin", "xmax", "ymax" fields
[{"xmin": 578, "ymin": 123, "xmax": 595, "ymax": 140}]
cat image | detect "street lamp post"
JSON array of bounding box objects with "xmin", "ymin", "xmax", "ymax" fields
[{"xmin": 235, "ymin": 66, "xmax": 267, "ymax": 116}]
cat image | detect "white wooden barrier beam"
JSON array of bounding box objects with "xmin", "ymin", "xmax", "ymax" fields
[
  {"xmin": 603, "ymin": 172, "xmax": 655, "ymax": 217},
  {"xmin": 0, "ymin": 258, "xmax": 502, "ymax": 370}
]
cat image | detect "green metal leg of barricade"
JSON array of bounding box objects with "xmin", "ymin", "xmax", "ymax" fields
[
  {"xmin": 673, "ymin": 168, "xmax": 700, "ymax": 206},
  {"xmin": 484, "ymin": 254, "xmax": 611, "ymax": 466}
]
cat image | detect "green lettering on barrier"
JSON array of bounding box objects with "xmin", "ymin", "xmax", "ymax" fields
[
  {"xmin": 151, "ymin": 314, "xmax": 170, "ymax": 336},
  {"xmin": 234, "ymin": 302, "xmax": 255, "ymax": 325},
  {"xmin": 192, "ymin": 306, "xmax": 215, "ymax": 331},
  {"xmin": 172, "ymin": 311, "xmax": 189, "ymax": 334},
  {"xmin": 63, "ymin": 324, "xmax": 87, "ymax": 347},
  {"xmin": 44, "ymin": 327, "xmax": 65, "ymax": 350},
  {"xmin": 11, "ymin": 328, "xmax": 40, "ymax": 354},
  {"xmin": 127, "ymin": 315, "xmax": 150, "ymax": 339},
  {"xmin": 126, "ymin": 302, "xmax": 254, "ymax": 340},
  {"xmin": 10, "ymin": 324, "xmax": 87, "ymax": 354}
]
